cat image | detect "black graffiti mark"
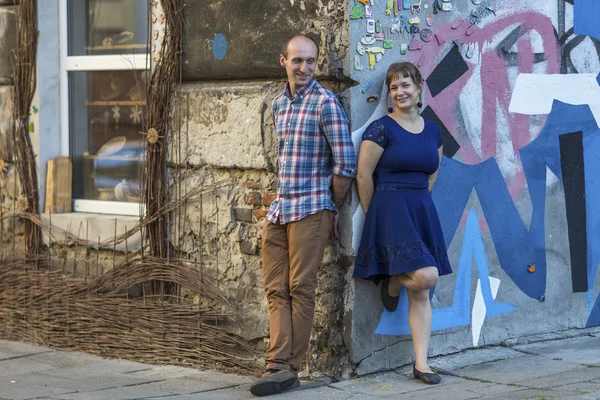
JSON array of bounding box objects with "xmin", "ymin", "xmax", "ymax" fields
[
  {"xmin": 562, "ymin": 35, "xmax": 600, "ymax": 73},
  {"xmin": 420, "ymin": 106, "xmax": 460, "ymax": 158},
  {"xmin": 559, "ymin": 131, "xmax": 588, "ymax": 293},
  {"xmin": 496, "ymin": 25, "xmax": 547, "ymax": 67},
  {"xmin": 426, "ymin": 44, "xmax": 469, "ymax": 98}
]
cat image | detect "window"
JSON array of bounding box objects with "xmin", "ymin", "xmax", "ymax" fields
[{"xmin": 59, "ymin": 0, "xmax": 149, "ymax": 216}]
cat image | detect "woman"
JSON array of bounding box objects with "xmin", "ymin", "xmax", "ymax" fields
[{"xmin": 353, "ymin": 62, "xmax": 452, "ymax": 385}]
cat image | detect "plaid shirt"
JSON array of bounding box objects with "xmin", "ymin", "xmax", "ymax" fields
[{"xmin": 267, "ymin": 78, "xmax": 357, "ymax": 224}]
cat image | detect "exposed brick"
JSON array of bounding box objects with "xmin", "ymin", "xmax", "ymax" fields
[
  {"xmin": 254, "ymin": 209, "xmax": 268, "ymax": 220},
  {"xmin": 245, "ymin": 180, "xmax": 260, "ymax": 189},
  {"xmin": 234, "ymin": 208, "xmax": 254, "ymax": 222},
  {"xmin": 245, "ymin": 191, "xmax": 262, "ymax": 206},
  {"xmin": 262, "ymin": 193, "xmax": 277, "ymax": 206},
  {"xmin": 239, "ymin": 239, "xmax": 258, "ymax": 255}
]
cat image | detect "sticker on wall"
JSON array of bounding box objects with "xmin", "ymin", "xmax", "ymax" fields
[
  {"xmin": 367, "ymin": 95, "xmax": 379, "ymax": 102},
  {"xmin": 357, "ymin": 41, "xmax": 366, "ymax": 55},
  {"xmin": 383, "ymin": 39, "xmax": 394, "ymax": 49},
  {"xmin": 408, "ymin": 16, "xmax": 421, "ymax": 25},
  {"xmin": 365, "ymin": 4, "xmax": 372, "ymax": 17},
  {"xmin": 402, "ymin": 0, "xmax": 411, "ymax": 10},
  {"xmin": 386, "ymin": 0, "xmax": 394, "ymax": 15},
  {"xmin": 361, "ymin": 35, "xmax": 377, "ymax": 45},
  {"xmin": 420, "ymin": 28, "xmax": 433, "ymax": 42},
  {"xmin": 442, "ymin": 2, "xmax": 452, "ymax": 11},
  {"xmin": 351, "ymin": 2, "xmax": 366, "ymax": 19},
  {"xmin": 365, "ymin": 46, "xmax": 386, "ymax": 55},
  {"xmin": 426, "ymin": 13, "xmax": 433, "ymax": 26},
  {"xmin": 411, "ymin": 0, "xmax": 422, "ymax": 13},
  {"xmin": 361, "ymin": 81, "xmax": 373, "ymax": 93},
  {"xmin": 400, "ymin": 43, "xmax": 408, "ymax": 55},
  {"xmin": 366, "ymin": 19, "xmax": 376, "ymax": 33},
  {"xmin": 354, "ymin": 55, "xmax": 363, "ymax": 70},
  {"xmin": 408, "ymin": 34, "xmax": 422, "ymax": 50},
  {"xmin": 369, "ymin": 54, "xmax": 376, "ymax": 70},
  {"xmin": 465, "ymin": 23, "xmax": 478, "ymax": 36}
]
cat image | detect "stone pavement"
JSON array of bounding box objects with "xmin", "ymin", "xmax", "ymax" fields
[{"xmin": 1, "ymin": 327, "xmax": 600, "ymax": 400}]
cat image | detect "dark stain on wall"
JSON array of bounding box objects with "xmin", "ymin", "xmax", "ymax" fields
[{"xmin": 182, "ymin": 0, "xmax": 322, "ymax": 81}]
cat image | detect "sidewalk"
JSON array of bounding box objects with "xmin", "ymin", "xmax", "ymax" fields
[{"xmin": 1, "ymin": 327, "xmax": 599, "ymax": 400}]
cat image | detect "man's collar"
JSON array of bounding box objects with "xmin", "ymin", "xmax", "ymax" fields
[{"xmin": 284, "ymin": 78, "xmax": 317, "ymax": 100}]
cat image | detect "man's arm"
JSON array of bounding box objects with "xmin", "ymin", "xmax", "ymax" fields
[
  {"xmin": 332, "ymin": 175, "xmax": 353, "ymax": 208},
  {"xmin": 321, "ymin": 97, "xmax": 357, "ymax": 209}
]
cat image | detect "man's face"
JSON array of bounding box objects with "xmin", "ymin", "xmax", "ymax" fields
[{"xmin": 280, "ymin": 37, "xmax": 318, "ymax": 92}]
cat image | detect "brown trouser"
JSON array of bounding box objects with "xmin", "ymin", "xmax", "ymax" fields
[{"xmin": 261, "ymin": 210, "xmax": 334, "ymax": 371}]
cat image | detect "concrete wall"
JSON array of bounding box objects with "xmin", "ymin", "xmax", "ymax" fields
[
  {"xmin": 175, "ymin": 0, "xmax": 354, "ymax": 377},
  {"xmin": 347, "ymin": 0, "xmax": 600, "ymax": 375}
]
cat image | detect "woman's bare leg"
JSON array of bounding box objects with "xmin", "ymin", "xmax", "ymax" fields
[{"xmin": 407, "ymin": 287, "xmax": 433, "ymax": 372}]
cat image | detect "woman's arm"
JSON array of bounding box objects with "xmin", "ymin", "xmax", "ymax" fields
[
  {"xmin": 428, "ymin": 146, "xmax": 443, "ymax": 192},
  {"xmin": 357, "ymin": 141, "xmax": 385, "ymax": 212}
]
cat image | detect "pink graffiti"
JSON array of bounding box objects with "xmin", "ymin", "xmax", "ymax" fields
[{"xmin": 410, "ymin": 12, "xmax": 560, "ymax": 198}]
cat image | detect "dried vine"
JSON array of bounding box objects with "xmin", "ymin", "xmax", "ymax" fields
[
  {"xmin": 143, "ymin": 0, "xmax": 183, "ymax": 259},
  {"xmin": 11, "ymin": 0, "xmax": 39, "ymax": 257}
]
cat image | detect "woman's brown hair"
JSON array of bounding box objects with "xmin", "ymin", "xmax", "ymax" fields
[{"xmin": 385, "ymin": 62, "xmax": 423, "ymax": 90}]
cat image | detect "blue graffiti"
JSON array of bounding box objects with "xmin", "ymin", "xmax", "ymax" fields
[
  {"xmin": 584, "ymin": 128, "xmax": 600, "ymax": 326},
  {"xmin": 433, "ymin": 101, "xmax": 599, "ymax": 301},
  {"xmin": 574, "ymin": 0, "xmax": 600, "ymax": 41},
  {"xmin": 375, "ymin": 208, "xmax": 516, "ymax": 335}
]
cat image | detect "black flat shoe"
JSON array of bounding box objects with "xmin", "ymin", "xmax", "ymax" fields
[
  {"xmin": 381, "ymin": 277, "xmax": 399, "ymax": 312},
  {"xmin": 413, "ymin": 364, "xmax": 441, "ymax": 384}
]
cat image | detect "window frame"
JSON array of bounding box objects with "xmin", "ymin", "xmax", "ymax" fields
[{"xmin": 58, "ymin": 0, "xmax": 149, "ymax": 216}]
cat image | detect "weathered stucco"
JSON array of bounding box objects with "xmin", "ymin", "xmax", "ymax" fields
[{"xmin": 0, "ymin": 6, "xmax": 16, "ymax": 84}]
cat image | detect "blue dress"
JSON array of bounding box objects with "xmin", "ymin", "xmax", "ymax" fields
[{"xmin": 353, "ymin": 116, "xmax": 452, "ymax": 282}]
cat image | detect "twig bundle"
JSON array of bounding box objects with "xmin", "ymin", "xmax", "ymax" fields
[{"xmin": 10, "ymin": 0, "xmax": 39, "ymax": 257}]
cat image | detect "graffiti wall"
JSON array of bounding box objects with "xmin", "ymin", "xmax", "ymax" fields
[{"xmin": 347, "ymin": 0, "xmax": 600, "ymax": 373}]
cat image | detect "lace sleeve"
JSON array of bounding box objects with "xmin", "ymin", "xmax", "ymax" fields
[{"xmin": 362, "ymin": 121, "xmax": 388, "ymax": 148}]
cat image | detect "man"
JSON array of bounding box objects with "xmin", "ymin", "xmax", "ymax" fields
[{"xmin": 249, "ymin": 34, "xmax": 357, "ymax": 397}]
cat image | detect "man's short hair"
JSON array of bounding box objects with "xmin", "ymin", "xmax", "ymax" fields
[{"xmin": 281, "ymin": 34, "xmax": 320, "ymax": 59}]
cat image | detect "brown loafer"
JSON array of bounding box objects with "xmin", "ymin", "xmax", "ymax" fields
[
  {"xmin": 250, "ymin": 369, "xmax": 298, "ymax": 397},
  {"xmin": 381, "ymin": 277, "xmax": 399, "ymax": 312},
  {"xmin": 413, "ymin": 364, "xmax": 441, "ymax": 384}
]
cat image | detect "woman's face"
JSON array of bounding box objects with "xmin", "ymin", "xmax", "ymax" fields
[{"xmin": 389, "ymin": 74, "xmax": 422, "ymax": 111}]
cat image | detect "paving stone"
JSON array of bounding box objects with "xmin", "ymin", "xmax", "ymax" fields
[
  {"xmin": 158, "ymin": 385, "xmax": 382, "ymax": 400},
  {"xmin": 483, "ymin": 388, "xmax": 569, "ymax": 400},
  {"xmin": 2, "ymin": 372, "xmax": 152, "ymax": 391},
  {"xmin": 0, "ymin": 381, "xmax": 75, "ymax": 400},
  {"xmin": 330, "ymin": 371, "xmax": 467, "ymax": 397},
  {"xmin": 420, "ymin": 347, "xmax": 525, "ymax": 374},
  {"xmin": 129, "ymin": 367, "xmax": 253, "ymax": 388},
  {"xmin": 41, "ymin": 359, "xmax": 152, "ymax": 378},
  {"xmin": 118, "ymin": 376, "xmax": 240, "ymax": 396},
  {"xmin": 28, "ymin": 350, "xmax": 106, "ymax": 369},
  {"xmin": 455, "ymin": 354, "xmax": 583, "ymax": 385},
  {"xmin": 0, "ymin": 358, "xmax": 54, "ymax": 376},
  {"xmin": 515, "ymin": 336, "xmax": 600, "ymax": 366},
  {"xmin": 53, "ymin": 386, "xmax": 172, "ymax": 400},
  {"xmin": 557, "ymin": 381, "xmax": 600, "ymax": 396},
  {"xmin": 0, "ymin": 340, "xmax": 54, "ymax": 360},
  {"xmin": 513, "ymin": 366, "xmax": 600, "ymax": 389}
]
